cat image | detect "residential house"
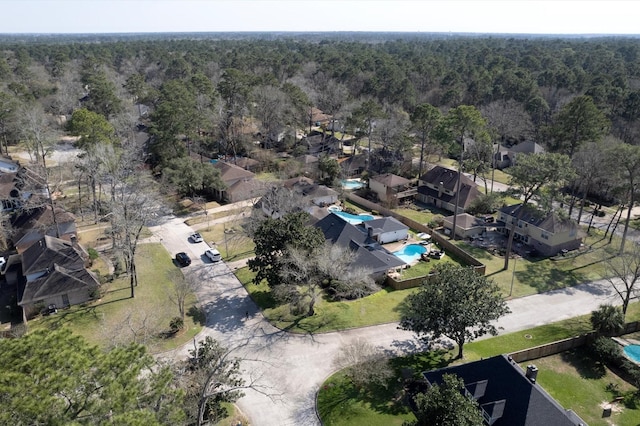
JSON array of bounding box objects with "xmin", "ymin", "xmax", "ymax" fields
[
  {"xmin": 314, "ymin": 213, "xmax": 406, "ymax": 280},
  {"xmin": 283, "ymin": 176, "xmax": 338, "ymax": 207},
  {"xmin": 309, "ymin": 107, "xmax": 332, "ymax": 128},
  {"xmin": 416, "ymin": 166, "xmax": 481, "ymax": 214},
  {"xmin": 339, "ymin": 154, "xmax": 368, "ymax": 178},
  {"xmin": 494, "ymin": 141, "xmax": 546, "ymax": 169},
  {"xmin": 295, "ymin": 154, "xmax": 320, "ymax": 179},
  {"xmin": 443, "ymin": 213, "xmax": 487, "ymax": 239},
  {"xmin": 13, "ymin": 205, "xmax": 77, "ymax": 253},
  {"xmin": 361, "ymin": 217, "xmax": 409, "ymax": 244},
  {"xmin": 18, "ymin": 235, "xmax": 99, "ymax": 320},
  {"xmin": 299, "ymin": 131, "xmax": 341, "ymax": 156},
  {"xmin": 369, "ymin": 173, "xmax": 416, "ymax": 204},
  {"xmin": 498, "ymin": 204, "xmax": 584, "ymax": 256},
  {"xmin": 212, "ymin": 160, "xmax": 263, "ymax": 203},
  {"xmin": 423, "ymin": 355, "xmax": 587, "ymax": 426}
]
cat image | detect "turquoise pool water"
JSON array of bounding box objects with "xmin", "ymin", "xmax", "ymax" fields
[
  {"xmin": 393, "ymin": 244, "xmax": 427, "ymax": 264},
  {"xmin": 331, "ymin": 210, "xmax": 374, "ymax": 225},
  {"xmin": 624, "ymin": 344, "xmax": 640, "ymax": 363},
  {"xmin": 341, "ymin": 179, "xmax": 365, "ymax": 190}
]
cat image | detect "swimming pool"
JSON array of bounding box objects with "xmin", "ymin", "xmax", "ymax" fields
[
  {"xmin": 624, "ymin": 344, "xmax": 640, "ymax": 363},
  {"xmin": 330, "ymin": 210, "xmax": 374, "ymax": 225},
  {"xmin": 341, "ymin": 179, "xmax": 365, "ymax": 190},
  {"xmin": 393, "ymin": 244, "xmax": 427, "ymax": 264}
]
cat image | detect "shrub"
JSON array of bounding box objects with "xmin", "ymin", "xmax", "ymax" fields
[
  {"xmin": 87, "ymin": 247, "xmax": 99, "ymax": 260},
  {"xmin": 588, "ymin": 336, "xmax": 623, "ymax": 365},
  {"xmin": 169, "ymin": 317, "xmax": 184, "ymax": 333}
]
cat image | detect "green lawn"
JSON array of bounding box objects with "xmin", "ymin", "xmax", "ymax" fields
[
  {"xmin": 198, "ymin": 223, "xmax": 255, "ymax": 261},
  {"xmin": 531, "ymin": 352, "xmax": 639, "ymax": 426},
  {"xmin": 456, "ymin": 229, "xmax": 622, "ymax": 298},
  {"xmin": 236, "ymin": 267, "xmax": 418, "ymax": 333},
  {"xmin": 29, "ymin": 244, "xmax": 203, "ymax": 353},
  {"xmin": 318, "ymin": 303, "xmax": 640, "ymax": 426}
]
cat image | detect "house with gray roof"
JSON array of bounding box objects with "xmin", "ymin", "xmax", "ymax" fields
[
  {"xmin": 361, "ymin": 217, "xmax": 409, "ymax": 244},
  {"xmin": 423, "ymin": 355, "xmax": 587, "ymax": 426},
  {"xmin": 494, "ymin": 141, "xmax": 546, "ymax": 170},
  {"xmin": 314, "ymin": 213, "xmax": 406, "ymax": 280},
  {"xmin": 417, "ymin": 166, "xmax": 481, "ymax": 214},
  {"xmin": 18, "ymin": 235, "xmax": 99, "ymax": 320},
  {"xmin": 498, "ymin": 204, "xmax": 584, "ymax": 256}
]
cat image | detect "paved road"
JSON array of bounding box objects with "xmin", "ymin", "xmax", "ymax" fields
[{"xmin": 149, "ymin": 214, "xmax": 622, "ymax": 426}]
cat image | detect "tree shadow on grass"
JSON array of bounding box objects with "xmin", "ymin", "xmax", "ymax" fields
[
  {"xmin": 317, "ymin": 374, "xmax": 413, "ymax": 423},
  {"xmin": 518, "ymin": 261, "xmax": 585, "ymax": 293},
  {"xmin": 560, "ymin": 348, "xmax": 607, "ymax": 380}
]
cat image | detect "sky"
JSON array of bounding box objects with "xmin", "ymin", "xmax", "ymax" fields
[{"xmin": 2, "ymin": 0, "xmax": 639, "ymax": 35}]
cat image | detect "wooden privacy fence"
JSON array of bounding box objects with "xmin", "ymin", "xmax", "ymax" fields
[
  {"xmin": 345, "ymin": 193, "xmax": 485, "ymax": 291},
  {"xmin": 509, "ymin": 321, "xmax": 640, "ymax": 363}
]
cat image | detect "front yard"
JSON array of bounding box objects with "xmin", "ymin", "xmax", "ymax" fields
[
  {"xmin": 236, "ymin": 267, "xmax": 418, "ymax": 333},
  {"xmin": 30, "ymin": 243, "xmax": 203, "ymax": 353}
]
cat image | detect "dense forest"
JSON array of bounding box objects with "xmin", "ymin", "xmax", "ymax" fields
[{"xmin": 1, "ymin": 33, "xmax": 640, "ymax": 203}]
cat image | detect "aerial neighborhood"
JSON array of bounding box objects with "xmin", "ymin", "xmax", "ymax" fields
[{"xmin": 2, "ymin": 28, "xmax": 640, "ymax": 426}]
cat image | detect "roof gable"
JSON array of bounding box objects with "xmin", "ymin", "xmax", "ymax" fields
[
  {"xmin": 370, "ymin": 173, "xmax": 411, "ymax": 187},
  {"xmin": 314, "ymin": 213, "xmax": 405, "ymax": 273},
  {"xmin": 363, "ymin": 217, "xmax": 408, "ymax": 234},
  {"xmin": 213, "ymin": 161, "xmax": 255, "ymax": 183},
  {"xmin": 500, "ymin": 204, "xmax": 579, "ymax": 234},
  {"xmin": 423, "ymin": 355, "xmax": 586, "ymax": 426},
  {"xmin": 21, "ymin": 235, "xmax": 84, "ymax": 276},
  {"xmin": 419, "ymin": 166, "xmax": 477, "ymax": 191},
  {"xmin": 19, "ymin": 263, "xmax": 99, "ymax": 306}
]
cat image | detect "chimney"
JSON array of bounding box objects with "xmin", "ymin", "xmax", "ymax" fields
[
  {"xmin": 526, "ymin": 364, "xmax": 538, "ymax": 383},
  {"xmin": 438, "ymin": 181, "xmax": 444, "ymax": 197}
]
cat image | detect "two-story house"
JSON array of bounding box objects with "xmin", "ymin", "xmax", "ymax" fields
[
  {"xmin": 18, "ymin": 235, "xmax": 100, "ymax": 320},
  {"xmin": 369, "ymin": 173, "xmax": 416, "ymax": 205},
  {"xmin": 416, "ymin": 166, "xmax": 481, "ymax": 214},
  {"xmin": 212, "ymin": 160, "xmax": 265, "ymax": 203},
  {"xmin": 498, "ymin": 204, "xmax": 584, "ymax": 256}
]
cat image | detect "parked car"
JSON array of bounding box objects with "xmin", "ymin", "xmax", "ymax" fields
[
  {"xmin": 189, "ymin": 233, "xmax": 203, "ymax": 243},
  {"xmin": 204, "ymin": 248, "xmax": 222, "ymax": 262},
  {"xmin": 175, "ymin": 252, "xmax": 191, "ymax": 267}
]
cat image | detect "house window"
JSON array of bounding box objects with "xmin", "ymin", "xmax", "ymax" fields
[
  {"xmin": 61, "ymin": 294, "xmax": 70, "ymax": 307},
  {"xmin": 569, "ymin": 228, "xmax": 576, "ymax": 237},
  {"xmin": 541, "ymin": 232, "xmax": 549, "ymax": 240}
]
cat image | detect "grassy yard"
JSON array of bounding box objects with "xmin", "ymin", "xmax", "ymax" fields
[
  {"xmin": 531, "ymin": 351, "xmax": 639, "ymax": 426},
  {"xmin": 318, "ymin": 303, "xmax": 640, "ymax": 426},
  {"xmin": 456, "ymin": 228, "xmax": 623, "ymax": 298},
  {"xmin": 183, "ymin": 208, "xmax": 249, "ymax": 227},
  {"xmin": 236, "ymin": 267, "xmax": 418, "ymax": 333},
  {"xmin": 29, "ymin": 244, "xmax": 203, "ymax": 353},
  {"xmin": 197, "ymin": 223, "xmax": 255, "ymax": 262}
]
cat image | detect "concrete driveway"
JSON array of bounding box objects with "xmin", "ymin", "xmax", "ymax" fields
[{"xmin": 150, "ymin": 214, "xmax": 621, "ymax": 426}]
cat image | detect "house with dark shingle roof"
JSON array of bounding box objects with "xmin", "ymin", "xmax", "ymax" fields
[
  {"xmin": 498, "ymin": 204, "xmax": 584, "ymax": 256},
  {"xmin": 13, "ymin": 205, "xmax": 77, "ymax": 253},
  {"xmin": 18, "ymin": 235, "xmax": 99, "ymax": 320},
  {"xmin": 417, "ymin": 166, "xmax": 481, "ymax": 214},
  {"xmin": 283, "ymin": 176, "xmax": 338, "ymax": 207},
  {"xmin": 423, "ymin": 355, "xmax": 587, "ymax": 426},
  {"xmin": 314, "ymin": 213, "xmax": 406, "ymax": 280},
  {"xmin": 361, "ymin": 217, "xmax": 409, "ymax": 244}
]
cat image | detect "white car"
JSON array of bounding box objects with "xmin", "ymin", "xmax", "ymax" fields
[
  {"xmin": 189, "ymin": 233, "xmax": 203, "ymax": 243},
  {"xmin": 204, "ymin": 248, "xmax": 222, "ymax": 262}
]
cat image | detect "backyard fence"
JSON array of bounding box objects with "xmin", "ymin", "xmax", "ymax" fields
[
  {"xmin": 345, "ymin": 193, "xmax": 485, "ymax": 291},
  {"xmin": 509, "ymin": 321, "xmax": 640, "ymax": 363}
]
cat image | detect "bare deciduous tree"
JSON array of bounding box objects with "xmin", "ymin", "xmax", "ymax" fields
[
  {"xmin": 604, "ymin": 243, "xmax": 640, "ymax": 318},
  {"xmin": 333, "ymin": 338, "xmax": 394, "ymax": 389}
]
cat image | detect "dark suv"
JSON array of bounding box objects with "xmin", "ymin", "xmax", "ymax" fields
[{"xmin": 175, "ymin": 252, "xmax": 191, "ymax": 267}]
